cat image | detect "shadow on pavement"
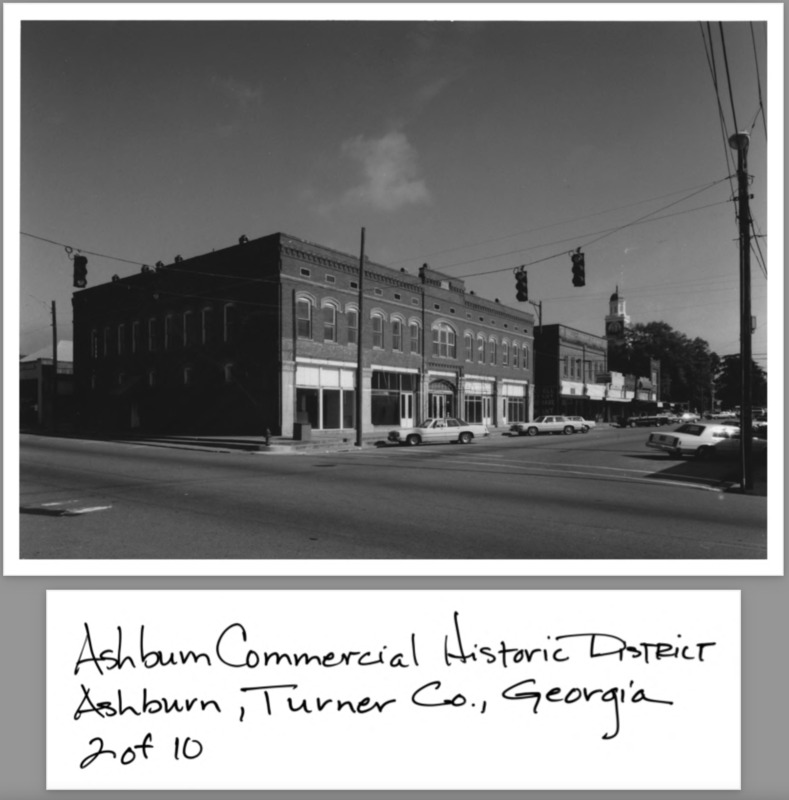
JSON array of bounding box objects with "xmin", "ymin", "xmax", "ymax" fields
[{"xmin": 627, "ymin": 454, "xmax": 767, "ymax": 495}]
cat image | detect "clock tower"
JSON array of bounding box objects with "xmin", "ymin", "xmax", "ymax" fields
[{"xmin": 605, "ymin": 285, "xmax": 630, "ymax": 343}]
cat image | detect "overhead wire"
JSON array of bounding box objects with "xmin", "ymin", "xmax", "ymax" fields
[
  {"xmin": 749, "ymin": 21, "xmax": 767, "ymax": 138},
  {"xmin": 455, "ymin": 177, "xmax": 733, "ymax": 279}
]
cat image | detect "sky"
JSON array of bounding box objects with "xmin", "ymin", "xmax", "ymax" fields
[{"xmin": 9, "ymin": 5, "xmax": 779, "ymax": 372}]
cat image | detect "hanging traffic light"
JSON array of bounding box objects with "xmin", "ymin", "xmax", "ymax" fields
[
  {"xmin": 571, "ymin": 249, "xmax": 585, "ymax": 287},
  {"xmin": 515, "ymin": 269, "xmax": 529, "ymax": 302},
  {"xmin": 73, "ymin": 254, "xmax": 88, "ymax": 288}
]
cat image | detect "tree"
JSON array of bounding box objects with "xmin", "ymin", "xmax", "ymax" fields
[
  {"xmin": 608, "ymin": 321, "xmax": 719, "ymax": 409},
  {"xmin": 714, "ymin": 354, "xmax": 767, "ymax": 409}
]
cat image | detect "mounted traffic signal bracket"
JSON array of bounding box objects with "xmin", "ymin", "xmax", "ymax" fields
[
  {"xmin": 515, "ymin": 268, "xmax": 529, "ymax": 302},
  {"xmin": 571, "ymin": 248, "xmax": 585, "ymax": 287}
]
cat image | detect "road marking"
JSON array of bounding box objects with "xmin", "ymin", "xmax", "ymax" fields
[{"xmin": 67, "ymin": 505, "xmax": 113, "ymax": 514}]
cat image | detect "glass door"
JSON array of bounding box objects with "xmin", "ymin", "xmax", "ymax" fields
[
  {"xmin": 482, "ymin": 396, "xmax": 493, "ymax": 426},
  {"xmin": 400, "ymin": 392, "xmax": 414, "ymax": 427}
]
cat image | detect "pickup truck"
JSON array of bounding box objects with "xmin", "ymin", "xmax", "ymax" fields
[{"xmin": 510, "ymin": 415, "xmax": 582, "ymax": 436}]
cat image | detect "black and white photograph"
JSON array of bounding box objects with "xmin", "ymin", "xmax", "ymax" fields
[{"xmin": 7, "ymin": 5, "xmax": 781, "ymax": 572}]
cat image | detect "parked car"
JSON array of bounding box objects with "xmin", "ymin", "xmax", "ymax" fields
[
  {"xmin": 706, "ymin": 430, "xmax": 768, "ymax": 461},
  {"xmin": 623, "ymin": 413, "xmax": 673, "ymax": 428},
  {"xmin": 387, "ymin": 417, "xmax": 489, "ymax": 446},
  {"xmin": 564, "ymin": 415, "xmax": 596, "ymax": 433},
  {"xmin": 645, "ymin": 422, "xmax": 741, "ymax": 458},
  {"xmin": 510, "ymin": 415, "xmax": 582, "ymax": 436}
]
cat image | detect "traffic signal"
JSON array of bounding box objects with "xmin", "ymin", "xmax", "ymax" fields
[
  {"xmin": 515, "ymin": 269, "xmax": 529, "ymax": 302},
  {"xmin": 73, "ymin": 254, "xmax": 88, "ymax": 288},
  {"xmin": 571, "ymin": 250, "xmax": 585, "ymax": 287}
]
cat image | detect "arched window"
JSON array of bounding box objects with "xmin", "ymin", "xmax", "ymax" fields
[
  {"xmin": 464, "ymin": 333, "xmax": 473, "ymax": 361},
  {"xmin": 296, "ymin": 297, "xmax": 313, "ymax": 339},
  {"xmin": 391, "ymin": 316, "xmax": 405, "ymax": 351},
  {"xmin": 201, "ymin": 307, "xmax": 213, "ymax": 345},
  {"xmin": 223, "ymin": 304, "xmax": 238, "ymax": 343},
  {"xmin": 322, "ymin": 301, "xmax": 338, "ymax": 342},
  {"xmin": 371, "ymin": 312, "xmax": 385, "ymax": 349},
  {"xmin": 488, "ymin": 338, "xmax": 497, "ymax": 365},
  {"xmin": 477, "ymin": 335, "xmax": 485, "ymax": 363},
  {"xmin": 502, "ymin": 340, "xmax": 509, "ymax": 366},
  {"xmin": 512, "ymin": 343, "xmax": 519, "ymax": 368},
  {"xmin": 409, "ymin": 320, "xmax": 422, "ymax": 354},
  {"xmin": 431, "ymin": 322, "xmax": 456, "ymax": 359},
  {"xmin": 346, "ymin": 305, "xmax": 359, "ymax": 345}
]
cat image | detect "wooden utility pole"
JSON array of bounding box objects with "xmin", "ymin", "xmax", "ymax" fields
[
  {"xmin": 729, "ymin": 131, "xmax": 753, "ymax": 491},
  {"xmin": 355, "ymin": 228, "xmax": 365, "ymax": 447},
  {"xmin": 51, "ymin": 301, "xmax": 58, "ymax": 432}
]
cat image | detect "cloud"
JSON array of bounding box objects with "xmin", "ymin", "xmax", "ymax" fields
[
  {"xmin": 341, "ymin": 132, "xmax": 430, "ymax": 212},
  {"xmin": 210, "ymin": 75, "xmax": 262, "ymax": 109}
]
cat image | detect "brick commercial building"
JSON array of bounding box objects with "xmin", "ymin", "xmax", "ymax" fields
[{"xmin": 72, "ymin": 232, "xmax": 535, "ymax": 439}]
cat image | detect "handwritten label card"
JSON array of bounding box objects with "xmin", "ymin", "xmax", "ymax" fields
[{"xmin": 47, "ymin": 590, "xmax": 740, "ymax": 790}]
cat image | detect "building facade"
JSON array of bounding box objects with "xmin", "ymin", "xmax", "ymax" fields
[
  {"xmin": 533, "ymin": 286, "xmax": 662, "ymax": 421},
  {"xmin": 72, "ymin": 233, "xmax": 535, "ymax": 438},
  {"xmin": 533, "ymin": 324, "xmax": 611, "ymax": 419}
]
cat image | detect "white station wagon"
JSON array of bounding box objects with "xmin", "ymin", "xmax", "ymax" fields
[
  {"xmin": 509, "ymin": 415, "xmax": 583, "ymax": 436},
  {"xmin": 387, "ymin": 417, "xmax": 489, "ymax": 446}
]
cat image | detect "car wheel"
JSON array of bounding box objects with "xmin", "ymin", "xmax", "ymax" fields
[
  {"xmin": 406, "ymin": 434, "xmax": 421, "ymax": 446},
  {"xmin": 628, "ymin": 420, "xmax": 636, "ymax": 428},
  {"xmin": 526, "ymin": 427, "xmax": 538, "ymax": 437},
  {"xmin": 458, "ymin": 432, "xmax": 473, "ymax": 444},
  {"xmin": 581, "ymin": 425, "xmax": 590, "ymax": 433},
  {"xmin": 696, "ymin": 445, "xmax": 712, "ymax": 459},
  {"xmin": 563, "ymin": 426, "xmax": 574, "ymax": 435}
]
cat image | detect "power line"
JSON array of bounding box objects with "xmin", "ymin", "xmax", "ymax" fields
[
  {"xmin": 455, "ymin": 179, "xmax": 733, "ymax": 279},
  {"xmin": 389, "ymin": 179, "xmax": 734, "ymax": 267},
  {"xmin": 718, "ymin": 22, "xmax": 740, "ymax": 135},
  {"xmin": 749, "ymin": 22, "xmax": 767, "ymax": 138}
]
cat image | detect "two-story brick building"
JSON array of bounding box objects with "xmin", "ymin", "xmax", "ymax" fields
[{"xmin": 72, "ymin": 232, "xmax": 535, "ymax": 439}]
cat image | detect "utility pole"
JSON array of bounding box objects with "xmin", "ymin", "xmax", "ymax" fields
[
  {"xmin": 51, "ymin": 301, "xmax": 58, "ymax": 432},
  {"xmin": 729, "ymin": 131, "xmax": 753, "ymax": 491},
  {"xmin": 355, "ymin": 228, "xmax": 365, "ymax": 448}
]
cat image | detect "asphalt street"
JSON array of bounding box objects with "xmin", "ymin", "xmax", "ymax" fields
[{"xmin": 18, "ymin": 428, "xmax": 767, "ymax": 560}]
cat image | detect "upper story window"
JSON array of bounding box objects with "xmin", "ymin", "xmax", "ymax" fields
[
  {"xmin": 202, "ymin": 307, "xmax": 213, "ymax": 345},
  {"xmin": 296, "ymin": 298, "xmax": 312, "ymax": 339},
  {"xmin": 502, "ymin": 341, "xmax": 509, "ymax": 366},
  {"xmin": 464, "ymin": 333, "xmax": 473, "ymax": 361},
  {"xmin": 117, "ymin": 324, "xmax": 126, "ymax": 356},
  {"xmin": 409, "ymin": 321, "xmax": 421, "ymax": 354},
  {"xmin": 392, "ymin": 318, "xmax": 403, "ymax": 352},
  {"xmin": 148, "ymin": 318, "xmax": 159, "ymax": 352},
  {"xmin": 431, "ymin": 322, "xmax": 456, "ymax": 359},
  {"xmin": 103, "ymin": 327, "xmax": 111, "ymax": 357},
  {"xmin": 371, "ymin": 313, "xmax": 384, "ymax": 349},
  {"xmin": 90, "ymin": 329, "xmax": 99, "ymax": 360},
  {"xmin": 183, "ymin": 311, "xmax": 198, "ymax": 347},
  {"xmin": 512, "ymin": 343, "xmax": 519, "ymax": 369},
  {"xmin": 323, "ymin": 302, "xmax": 337, "ymax": 342},
  {"xmin": 347, "ymin": 307, "xmax": 359, "ymax": 345},
  {"xmin": 131, "ymin": 321, "xmax": 141, "ymax": 354},
  {"xmin": 223, "ymin": 304, "xmax": 237, "ymax": 343},
  {"xmin": 488, "ymin": 339, "xmax": 497, "ymax": 365},
  {"xmin": 477, "ymin": 335, "xmax": 485, "ymax": 363},
  {"xmin": 165, "ymin": 315, "xmax": 178, "ymax": 350}
]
